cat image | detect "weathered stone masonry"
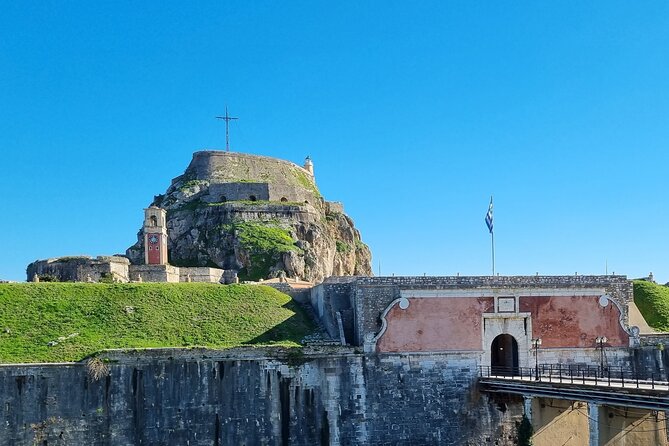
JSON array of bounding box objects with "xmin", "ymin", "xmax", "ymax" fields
[
  {"xmin": 0, "ymin": 348, "xmax": 521, "ymax": 446},
  {"xmin": 2, "ymin": 275, "xmax": 667, "ymax": 445}
]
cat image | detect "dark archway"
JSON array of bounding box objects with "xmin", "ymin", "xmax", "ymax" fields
[
  {"xmin": 491, "ymin": 334, "xmax": 519, "ymax": 375},
  {"xmin": 249, "ymin": 195, "xmax": 257, "ymax": 202},
  {"xmin": 220, "ymin": 196, "xmax": 227, "ymax": 203},
  {"xmin": 280, "ymin": 197, "xmax": 288, "ymax": 202}
]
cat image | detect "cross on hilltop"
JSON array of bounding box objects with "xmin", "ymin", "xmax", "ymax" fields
[{"xmin": 215, "ymin": 106, "xmax": 238, "ymax": 152}]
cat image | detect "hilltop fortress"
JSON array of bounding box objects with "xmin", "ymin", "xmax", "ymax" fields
[
  {"xmin": 27, "ymin": 151, "xmax": 372, "ymax": 283},
  {"xmin": 16, "ymin": 150, "xmax": 669, "ymax": 445}
]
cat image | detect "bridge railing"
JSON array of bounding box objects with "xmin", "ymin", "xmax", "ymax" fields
[{"xmin": 479, "ymin": 364, "xmax": 669, "ymax": 390}]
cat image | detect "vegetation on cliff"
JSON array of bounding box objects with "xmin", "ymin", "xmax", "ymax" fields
[
  {"xmin": 225, "ymin": 221, "xmax": 301, "ymax": 281},
  {"xmin": 126, "ymin": 151, "xmax": 373, "ymax": 282},
  {"xmin": 0, "ymin": 283, "xmax": 315, "ymax": 363},
  {"xmin": 633, "ymin": 280, "xmax": 669, "ymax": 331}
]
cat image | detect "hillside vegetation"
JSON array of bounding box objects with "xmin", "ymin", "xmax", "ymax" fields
[
  {"xmin": 0, "ymin": 283, "xmax": 315, "ymax": 363},
  {"xmin": 633, "ymin": 280, "xmax": 669, "ymax": 332}
]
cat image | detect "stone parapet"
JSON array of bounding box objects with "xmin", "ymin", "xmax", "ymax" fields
[
  {"xmin": 178, "ymin": 266, "xmax": 224, "ymax": 283},
  {"xmin": 128, "ymin": 264, "xmax": 179, "ymax": 283}
]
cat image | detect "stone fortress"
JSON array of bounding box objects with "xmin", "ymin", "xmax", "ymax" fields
[
  {"xmin": 14, "ymin": 150, "xmax": 669, "ymax": 445},
  {"xmin": 27, "ymin": 151, "xmax": 372, "ymax": 284},
  {"xmin": 26, "ymin": 206, "xmax": 237, "ymax": 284}
]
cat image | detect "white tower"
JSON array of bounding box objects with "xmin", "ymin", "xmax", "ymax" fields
[{"xmin": 304, "ymin": 156, "xmax": 314, "ymax": 177}]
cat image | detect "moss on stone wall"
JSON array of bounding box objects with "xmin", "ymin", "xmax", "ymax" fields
[{"xmin": 294, "ymin": 170, "xmax": 321, "ymax": 198}]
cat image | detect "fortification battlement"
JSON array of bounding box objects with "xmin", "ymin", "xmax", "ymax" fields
[
  {"xmin": 165, "ymin": 150, "xmax": 321, "ymax": 206},
  {"xmin": 184, "ymin": 150, "xmax": 314, "ymax": 182},
  {"xmin": 325, "ymin": 274, "xmax": 630, "ymax": 289}
]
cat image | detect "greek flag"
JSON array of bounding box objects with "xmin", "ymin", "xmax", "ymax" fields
[{"xmin": 485, "ymin": 197, "xmax": 493, "ymax": 233}]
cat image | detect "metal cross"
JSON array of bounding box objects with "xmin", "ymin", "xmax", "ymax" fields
[{"xmin": 216, "ymin": 106, "xmax": 238, "ymax": 152}]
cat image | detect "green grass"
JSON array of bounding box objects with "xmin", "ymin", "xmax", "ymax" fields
[
  {"xmin": 633, "ymin": 280, "xmax": 669, "ymax": 331},
  {"xmin": 294, "ymin": 171, "xmax": 321, "ymax": 198},
  {"xmin": 0, "ymin": 283, "xmax": 315, "ymax": 363},
  {"xmin": 230, "ymin": 222, "xmax": 300, "ymax": 281},
  {"xmin": 177, "ymin": 179, "xmax": 207, "ymax": 191}
]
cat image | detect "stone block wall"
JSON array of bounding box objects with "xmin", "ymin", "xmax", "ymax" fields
[
  {"xmin": 204, "ymin": 182, "xmax": 271, "ymax": 202},
  {"xmin": 178, "ymin": 267, "xmax": 224, "ymax": 283},
  {"xmin": 27, "ymin": 256, "xmax": 130, "ymax": 283},
  {"xmin": 310, "ymin": 281, "xmax": 356, "ymax": 342},
  {"xmin": 315, "ymin": 275, "xmax": 634, "ymax": 349},
  {"xmin": 0, "ymin": 348, "xmax": 523, "ymax": 446},
  {"xmin": 128, "ymin": 265, "xmax": 180, "ymax": 283}
]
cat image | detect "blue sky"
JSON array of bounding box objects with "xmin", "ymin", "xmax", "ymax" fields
[{"xmin": 1, "ymin": 2, "xmax": 668, "ymax": 283}]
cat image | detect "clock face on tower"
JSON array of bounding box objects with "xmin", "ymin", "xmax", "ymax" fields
[{"xmin": 148, "ymin": 235, "xmax": 159, "ymax": 244}]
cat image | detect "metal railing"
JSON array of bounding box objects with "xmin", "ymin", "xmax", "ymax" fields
[{"xmin": 479, "ymin": 364, "xmax": 669, "ymax": 391}]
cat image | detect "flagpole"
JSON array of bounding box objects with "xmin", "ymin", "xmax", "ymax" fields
[
  {"xmin": 485, "ymin": 196, "xmax": 495, "ymax": 276},
  {"xmin": 491, "ymin": 229, "xmax": 495, "ymax": 276}
]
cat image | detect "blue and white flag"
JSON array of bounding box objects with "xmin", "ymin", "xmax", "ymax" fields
[{"xmin": 485, "ymin": 197, "xmax": 493, "ymax": 233}]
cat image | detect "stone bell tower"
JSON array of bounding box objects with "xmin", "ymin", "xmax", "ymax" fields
[{"xmin": 143, "ymin": 206, "xmax": 168, "ymax": 265}]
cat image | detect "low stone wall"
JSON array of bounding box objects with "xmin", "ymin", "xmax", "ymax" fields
[
  {"xmin": 128, "ymin": 264, "xmax": 179, "ymax": 283},
  {"xmin": 178, "ymin": 266, "xmax": 224, "ymax": 283}
]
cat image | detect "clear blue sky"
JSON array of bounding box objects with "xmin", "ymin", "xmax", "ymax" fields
[{"xmin": 1, "ymin": 2, "xmax": 668, "ymax": 283}]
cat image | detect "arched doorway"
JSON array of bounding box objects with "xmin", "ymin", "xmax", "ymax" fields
[{"xmin": 491, "ymin": 334, "xmax": 519, "ymax": 375}]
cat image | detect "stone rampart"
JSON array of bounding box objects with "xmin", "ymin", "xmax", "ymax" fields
[
  {"xmin": 204, "ymin": 182, "xmax": 270, "ymax": 202},
  {"xmin": 183, "ymin": 151, "xmax": 313, "ymax": 182},
  {"xmin": 26, "ymin": 257, "xmax": 229, "ymax": 284},
  {"xmin": 0, "ymin": 348, "xmax": 521, "ymax": 446},
  {"xmin": 3, "ymin": 345, "xmax": 665, "ymax": 445},
  {"xmin": 331, "ymin": 275, "xmax": 633, "ymax": 347},
  {"xmin": 27, "ymin": 256, "xmax": 130, "ymax": 283}
]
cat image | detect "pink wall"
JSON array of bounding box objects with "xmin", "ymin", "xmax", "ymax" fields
[
  {"xmin": 377, "ymin": 294, "xmax": 629, "ymax": 353},
  {"xmin": 377, "ymin": 297, "xmax": 493, "ymax": 353},
  {"xmin": 519, "ymin": 296, "xmax": 628, "ymax": 348}
]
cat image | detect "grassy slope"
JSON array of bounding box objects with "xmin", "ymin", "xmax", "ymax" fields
[
  {"xmin": 0, "ymin": 283, "xmax": 315, "ymax": 363},
  {"xmin": 633, "ymin": 280, "xmax": 669, "ymax": 332}
]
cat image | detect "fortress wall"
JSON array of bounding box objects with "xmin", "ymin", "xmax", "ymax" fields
[
  {"xmin": 268, "ymin": 184, "xmax": 317, "ymax": 203},
  {"xmin": 310, "ymin": 282, "xmax": 356, "ymax": 341},
  {"xmin": 0, "ymin": 349, "xmax": 522, "ymax": 446},
  {"xmin": 27, "ymin": 257, "xmax": 131, "ymax": 282},
  {"xmin": 377, "ymin": 297, "xmax": 494, "ymax": 352},
  {"xmin": 204, "ymin": 182, "xmax": 270, "ymax": 202},
  {"xmin": 185, "ymin": 151, "xmax": 313, "ymax": 185},
  {"xmin": 335, "ymin": 276, "xmax": 633, "ymax": 349},
  {"xmin": 27, "ymin": 257, "xmax": 92, "ymax": 281},
  {"xmin": 519, "ymin": 295, "xmax": 629, "ymax": 348}
]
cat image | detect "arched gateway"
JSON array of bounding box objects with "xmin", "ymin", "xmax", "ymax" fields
[{"xmin": 491, "ymin": 334, "xmax": 519, "ymax": 375}]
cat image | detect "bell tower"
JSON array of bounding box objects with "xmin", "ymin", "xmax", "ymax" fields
[{"xmin": 143, "ymin": 206, "xmax": 168, "ymax": 265}]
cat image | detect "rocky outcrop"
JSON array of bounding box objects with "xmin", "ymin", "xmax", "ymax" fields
[{"xmin": 126, "ymin": 151, "xmax": 372, "ymax": 282}]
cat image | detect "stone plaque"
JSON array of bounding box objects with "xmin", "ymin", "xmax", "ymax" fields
[{"xmin": 497, "ymin": 297, "xmax": 515, "ymax": 313}]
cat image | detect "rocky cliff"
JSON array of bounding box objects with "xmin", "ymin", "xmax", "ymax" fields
[{"xmin": 126, "ymin": 151, "xmax": 372, "ymax": 282}]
